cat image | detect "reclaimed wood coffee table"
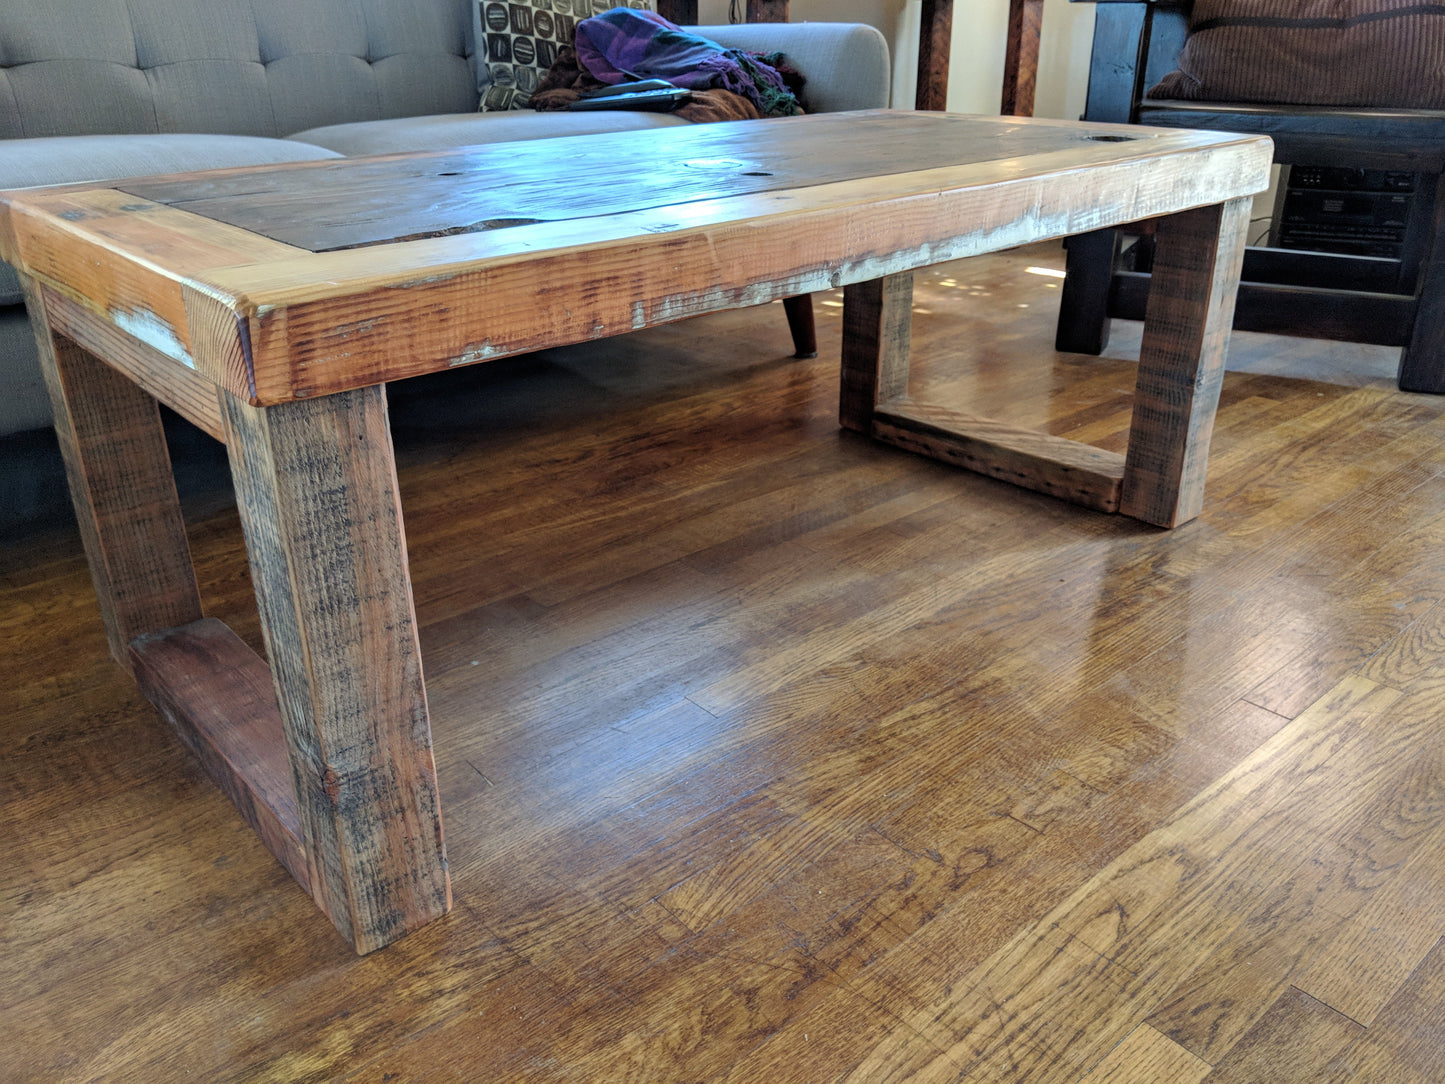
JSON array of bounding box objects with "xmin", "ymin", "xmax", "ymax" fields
[{"xmin": 0, "ymin": 111, "xmax": 1271, "ymax": 953}]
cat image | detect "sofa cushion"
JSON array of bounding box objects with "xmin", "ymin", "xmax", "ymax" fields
[
  {"xmin": 1149, "ymin": 0, "xmax": 1445, "ymax": 108},
  {"xmin": 0, "ymin": 133, "xmax": 343, "ymax": 306},
  {"xmin": 289, "ymin": 107, "xmax": 689, "ymax": 156},
  {"xmin": 474, "ymin": 0, "xmax": 655, "ymax": 111},
  {"xmin": 0, "ymin": 0, "xmax": 478, "ymax": 140},
  {"xmin": 0, "ymin": 307, "xmax": 48, "ymax": 437}
]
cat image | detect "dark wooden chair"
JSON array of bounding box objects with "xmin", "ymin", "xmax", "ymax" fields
[{"xmin": 1055, "ymin": 0, "xmax": 1445, "ymax": 392}]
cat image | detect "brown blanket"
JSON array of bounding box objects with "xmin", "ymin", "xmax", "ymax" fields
[{"xmin": 531, "ymin": 45, "xmax": 767, "ymax": 123}]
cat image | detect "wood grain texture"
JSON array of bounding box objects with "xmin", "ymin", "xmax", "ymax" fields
[
  {"xmin": 1202, "ymin": 987, "xmax": 1364, "ymax": 1083},
  {"xmin": 838, "ymin": 237, "xmax": 1239, "ymax": 523},
  {"xmin": 1325, "ymin": 935, "xmax": 1445, "ymax": 1082},
  {"xmin": 1287, "ymin": 822, "xmax": 1445, "ymax": 1026},
  {"xmin": 1120, "ymin": 197, "xmax": 1253, "ymax": 526},
  {"xmin": 24, "ymin": 276, "xmax": 203, "ymax": 664},
  {"xmin": 846, "ymin": 675, "xmax": 1405, "ymax": 1080},
  {"xmin": 839, "ymin": 273, "xmax": 913, "ymax": 433},
  {"xmin": 129, "ymin": 617, "xmax": 309, "ymax": 891},
  {"xmin": 1001, "ymin": 0, "xmax": 1045, "ymax": 117},
  {"xmin": 873, "ymin": 397, "xmax": 1126, "ymax": 513},
  {"xmin": 915, "ymin": 0, "xmax": 954, "ymax": 110},
  {"xmin": 221, "ymin": 386, "xmax": 449, "ymax": 954},
  {"xmin": 1138, "ymin": 695, "xmax": 1445, "ymax": 1060},
  {"xmin": 117, "ymin": 114, "xmax": 1247, "ymax": 256},
  {"xmin": 1086, "ymin": 1024, "xmax": 1211, "ymax": 1083},
  {"xmin": 39, "ymin": 282, "xmax": 225, "ymax": 442},
  {"xmin": 2, "ymin": 188, "xmax": 301, "ymax": 397}
]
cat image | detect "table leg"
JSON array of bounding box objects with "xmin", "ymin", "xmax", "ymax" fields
[
  {"xmin": 1120, "ymin": 197, "xmax": 1253, "ymax": 526},
  {"xmin": 840, "ymin": 199, "xmax": 1250, "ymax": 527},
  {"xmin": 221, "ymin": 385, "xmax": 450, "ymax": 955},
  {"xmin": 839, "ymin": 273, "xmax": 913, "ymax": 434},
  {"xmin": 26, "ymin": 277, "xmax": 202, "ymax": 665},
  {"xmin": 842, "ymin": 271, "xmax": 1130, "ymax": 515}
]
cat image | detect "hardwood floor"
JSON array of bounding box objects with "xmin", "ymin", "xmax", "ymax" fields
[{"xmin": 4, "ymin": 242, "xmax": 1444, "ymax": 1081}]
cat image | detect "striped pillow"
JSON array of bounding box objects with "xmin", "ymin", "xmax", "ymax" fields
[
  {"xmin": 1148, "ymin": 0, "xmax": 1445, "ymax": 108},
  {"xmin": 475, "ymin": 0, "xmax": 656, "ymax": 111}
]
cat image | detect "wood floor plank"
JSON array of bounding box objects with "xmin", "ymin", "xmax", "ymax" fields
[
  {"xmin": 1287, "ymin": 687, "xmax": 1445, "ymax": 1025},
  {"xmin": 717, "ymin": 984, "xmax": 956, "ymax": 1084},
  {"xmin": 1141, "ymin": 693, "xmax": 1445, "ymax": 1058},
  {"xmin": 1084, "ymin": 1024, "xmax": 1211, "ymax": 1083},
  {"xmin": 1290, "ymin": 850, "xmax": 1445, "ymax": 1028},
  {"xmin": 843, "ymin": 676, "xmax": 1402, "ymax": 1080},
  {"xmin": 1323, "ymin": 936, "xmax": 1445, "ymax": 1083},
  {"xmin": 1202, "ymin": 986, "xmax": 1364, "ymax": 1083},
  {"xmin": 1362, "ymin": 594, "xmax": 1445, "ymax": 692}
]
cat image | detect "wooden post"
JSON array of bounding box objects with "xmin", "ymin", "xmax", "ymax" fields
[
  {"xmin": 24, "ymin": 277, "xmax": 203, "ymax": 667},
  {"xmin": 1120, "ymin": 197, "xmax": 1253, "ymax": 526},
  {"xmin": 655, "ymin": 0, "xmax": 697, "ymax": 22},
  {"xmin": 839, "ymin": 274, "xmax": 914, "ymax": 433},
  {"xmin": 746, "ymin": 0, "xmax": 789, "ymax": 21},
  {"xmin": 1001, "ymin": 0, "xmax": 1045, "ymax": 116},
  {"xmin": 914, "ymin": 0, "xmax": 953, "ymax": 111},
  {"xmin": 221, "ymin": 385, "xmax": 450, "ymax": 954}
]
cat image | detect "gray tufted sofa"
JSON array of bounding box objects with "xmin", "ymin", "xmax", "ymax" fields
[{"xmin": 0, "ymin": 0, "xmax": 890, "ymax": 496}]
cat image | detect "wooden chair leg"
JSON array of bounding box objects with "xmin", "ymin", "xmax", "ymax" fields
[
  {"xmin": 1055, "ymin": 228, "xmax": 1118, "ymax": 356},
  {"xmin": 1398, "ymin": 172, "xmax": 1445, "ymax": 393},
  {"xmin": 783, "ymin": 294, "xmax": 818, "ymax": 358}
]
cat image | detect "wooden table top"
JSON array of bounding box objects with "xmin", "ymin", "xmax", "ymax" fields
[{"xmin": 0, "ymin": 110, "xmax": 1272, "ymax": 409}]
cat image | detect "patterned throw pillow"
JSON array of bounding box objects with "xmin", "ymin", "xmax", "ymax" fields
[
  {"xmin": 475, "ymin": 0, "xmax": 657, "ymax": 111},
  {"xmin": 1148, "ymin": 0, "xmax": 1445, "ymax": 109}
]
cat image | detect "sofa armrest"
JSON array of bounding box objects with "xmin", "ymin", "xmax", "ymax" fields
[{"xmin": 693, "ymin": 23, "xmax": 891, "ymax": 112}]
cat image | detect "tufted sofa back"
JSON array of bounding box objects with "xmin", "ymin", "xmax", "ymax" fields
[{"xmin": 0, "ymin": 0, "xmax": 479, "ymax": 140}]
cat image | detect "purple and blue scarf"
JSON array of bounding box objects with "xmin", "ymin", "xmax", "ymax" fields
[{"xmin": 574, "ymin": 8, "xmax": 802, "ymax": 117}]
